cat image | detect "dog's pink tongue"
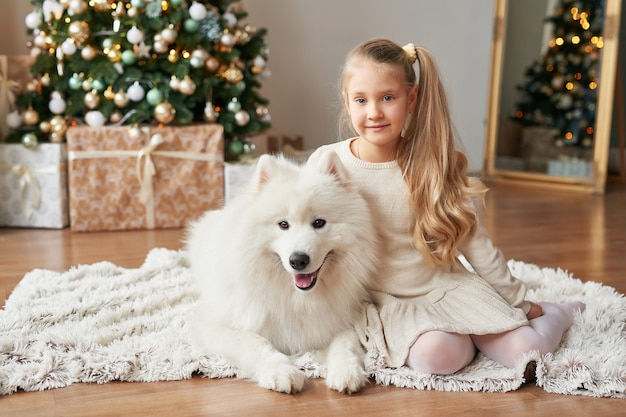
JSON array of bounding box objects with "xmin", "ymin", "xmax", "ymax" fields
[{"xmin": 294, "ymin": 272, "xmax": 316, "ymax": 289}]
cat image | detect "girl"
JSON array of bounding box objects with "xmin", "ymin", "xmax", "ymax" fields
[{"xmin": 307, "ymin": 38, "xmax": 584, "ymax": 374}]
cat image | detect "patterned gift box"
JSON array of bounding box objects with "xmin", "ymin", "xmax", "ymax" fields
[
  {"xmin": 0, "ymin": 55, "xmax": 35, "ymax": 141},
  {"xmin": 66, "ymin": 124, "xmax": 224, "ymax": 232},
  {"xmin": 0, "ymin": 143, "xmax": 69, "ymax": 228},
  {"xmin": 224, "ymin": 161, "xmax": 257, "ymax": 205}
]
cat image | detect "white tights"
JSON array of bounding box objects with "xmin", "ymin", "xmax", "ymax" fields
[{"xmin": 405, "ymin": 301, "xmax": 585, "ymax": 374}]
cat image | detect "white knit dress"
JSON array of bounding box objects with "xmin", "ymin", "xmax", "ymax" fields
[{"xmin": 308, "ymin": 139, "xmax": 531, "ymax": 369}]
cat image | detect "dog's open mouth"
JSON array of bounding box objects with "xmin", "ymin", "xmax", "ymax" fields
[{"xmin": 293, "ymin": 271, "xmax": 318, "ymax": 291}]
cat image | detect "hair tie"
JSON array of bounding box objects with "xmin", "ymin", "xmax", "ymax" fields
[{"xmin": 402, "ymin": 43, "xmax": 418, "ymax": 64}]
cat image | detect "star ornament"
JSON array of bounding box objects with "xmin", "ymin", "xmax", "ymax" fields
[{"xmin": 135, "ymin": 41, "xmax": 152, "ymax": 58}]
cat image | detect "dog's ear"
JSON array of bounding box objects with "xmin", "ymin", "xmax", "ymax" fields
[{"xmin": 313, "ymin": 151, "xmax": 350, "ymax": 184}]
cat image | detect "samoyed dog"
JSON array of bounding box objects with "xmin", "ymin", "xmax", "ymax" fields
[{"xmin": 186, "ymin": 151, "xmax": 380, "ymax": 394}]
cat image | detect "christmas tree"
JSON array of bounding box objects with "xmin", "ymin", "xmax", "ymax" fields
[
  {"xmin": 512, "ymin": 0, "xmax": 604, "ymax": 150},
  {"xmin": 5, "ymin": 0, "xmax": 271, "ymax": 160}
]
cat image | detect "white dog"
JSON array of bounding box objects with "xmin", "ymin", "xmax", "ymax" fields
[{"xmin": 186, "ymin": 152, "xmax": 380, "ymax": 394}]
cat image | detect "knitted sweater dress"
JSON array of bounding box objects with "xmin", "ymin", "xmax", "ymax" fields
[{"xmin": 308, "ymin": 139, "xmax": 531, "ymax": 369}]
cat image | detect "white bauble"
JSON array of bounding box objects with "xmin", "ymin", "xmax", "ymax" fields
[
  {"xmin": 69, "ymin": 0, "xmax": 87, "ymax": 14},
  {"xmin": 85, "ymin": 111, "xmax": 106, "ymax": 127},
  {"xmin": 189, "ymin": 2, "xmax": 208, "ymax": 20},
  {"xmin": 222, "ymin": 12, "xmax": 237, "ymax": 28},
  {"xmin": 126, "ymin": 26, "xmax": 144, "ymax": 44},
  {"xmin": 49, "ymin": 92, "xmax": 67, "ymax": 114},
  {"xmin": 61, "ymin": 39, "xmax": 77, "ymax": 55},
  {"xmin": 127, "ymin": 82, "xmax": 145, "ymax": 101},
  {"xmin": 161, "ymin": 27, "xmax": 178, "ymax": 44},
  {"xmin": 6, "ymin": 111, "xmax": 22, "ymax": 129},
  {"xmin": 25, "ymin": 11, "xmax": 42, "ymax": 29}
]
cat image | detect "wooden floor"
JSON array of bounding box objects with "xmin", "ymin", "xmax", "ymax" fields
[{"xmin": 1, "ymin": 182, "xmax": 625, "ymax": 416}]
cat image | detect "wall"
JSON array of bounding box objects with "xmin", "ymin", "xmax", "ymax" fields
[{"xmin": 0, "ymin": 0, "xmax": 495, "ymax": 171}]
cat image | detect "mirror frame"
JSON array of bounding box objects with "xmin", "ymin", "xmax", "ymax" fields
[{"xmin": 483, "ymin": 0, "xmax": 622, "ymax": 193}]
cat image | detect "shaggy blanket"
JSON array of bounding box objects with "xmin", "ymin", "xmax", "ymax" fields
[{"xmin": 1, "ymin": 248, "xmax": 624, "ymax": 398}]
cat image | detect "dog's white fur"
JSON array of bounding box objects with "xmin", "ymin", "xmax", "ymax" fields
[{"xmin": 186, "ymin": 152, "xmax": 380, "ymax": 394}]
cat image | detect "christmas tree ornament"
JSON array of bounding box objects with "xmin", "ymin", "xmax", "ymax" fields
[
  {"xmin": 130, "ymin": 0, "xmax": 145, "ymax": 8},
  {"xmin": 69, "ymin": 0, "xmax": 88, "ymax": 14},
  {"xmin": 40, "ymin": 73, "xmax": 51, "ymax": 87},
  {"xmin": 227, "ymin": 98, "xmax": 241, "ymax": 113},
  {"xmin": 189, "ymin": 2, "xmax": 208, "ymax": 20},
  {"xmin": 42, "ymin": 0, "xmax": 64, "ymax": 21},
  {"xmin": 22, "ymin": 107, "xmax": 40, "ymax": 126},
  {"xmin": 146, "ymin": 87, "xmax": 164, "ymax": 105},
  {"xmin": 6, "ymin": 111, "xmax": 22, "ymax": 130},
  {"xmin": 81, "ymin": 79, "xmax": 92, "ymax": 91},
  {"xmin": 223, "ymin": 65, "xmax": 243, "ymax": 83},
  {"xmin": 91, "ymin": 78, "xmax": 106, "ymax": 91},
  {"xmin": 84, "ymin": 90, "xmax": 100, "ymax": 109},
  {"xmin": 220, "ymin": 32, "xmax": 236, "ymax": 49},
  {"xmin": 228, "ymin": 139, "xmax": 244, "ymax": 155},
  {"xmin": 127, "ymin": 82, "xmax": 145, "ymax": 101},
  {"xmin": 161, "ymin": 26, "xmax": 178, "ymax": 44},
  {"xmin": 61, "ymin": 39, "xmax": 77, "ymax": 56},
  {"xmin": 154, "ymin": 101, "xmax": 176, "ymax": 124},
  {"xmin": 50, "ymin": 115, "xmax": 67, "ymax": 135},
  {"xmin": 169, "ymin": 76, "xmax": 180, "ymax": 91},
  {"xmin": 121, "ymin": 50, "xmax": 136, "ymax": 65},
  {"xmin": 234, "ymin": 110, "xmax": 250, "ymax": 126},
  {"xmin": 67, "ymin": 73, "xmax": 83, "ymax": 91},
  {"xmin": 205, "ymin": 56, "xmax": 220, "ymax": 72},
  {"xmin": 49, "ymin": 92, "xmax": 67, "ymax": 114},
  {"xmin": 126, "ymin": 26, "xmax": 144, "ymax": 44},
  {"xmin": 178, "ymin": 76, "xmax": 196, "ymax": 95},
  {"xmin": 109, "ymin": 110, "xmax": 123, "ymax": 123},
  {"xmin": 39, "ymin": 120, "xmax": 51, "ymax": 133},
  {"xmin": 85, "ymin": 110, "xmax": 106, "ymax": 127},
  {"xmin": 113, "ymin": 90, "xmax": 129, "ymax": 107},
  {"xmin": 81, "ymin": 45, "xmax": 97, "ymax": 60},
  {"xmin": 25, "ymin": 11, "xmax": 42, "ymax": 29},
  {"xmin": 183, "ymin": 19, "xmax": 200, "ymax": 33},
  {"xmin": 222, "ymin": 12, "xmax": 237, "ymax": 28},
  {"xmin": 21, "ymin": 133, "xmax": 38, "ymax": 149},
  {"xmin": 167, "ymin": 50, "xmax": 179, "ymax": 63},
  {"xmin": 203, "ymin": 102, "xmax": 218, "ymax": 122},
  {"xmin": 103, "ymin": 86, "xmax": 115, "ymax": 100},
  {"xmin": 90, "ymin": 0, "xmax": 112, "ymax": 12},
  {"xmin": 68, "ymin": 21, "xmax": 90, "ymax": 44}
]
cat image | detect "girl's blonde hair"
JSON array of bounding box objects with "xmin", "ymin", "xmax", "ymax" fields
[{"xmin": 340, "ymin": 38, "xmax": 486, "ymax": 269}]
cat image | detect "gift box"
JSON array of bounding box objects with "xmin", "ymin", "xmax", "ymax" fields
[
  {"xmin": 0, "ymin": 143, "xmax": 69, "ymax": 228},
  {"xmin": 224, "ymin": 161, "xmax": 257, "ymax": 204},
  {"xmin": 0, "ymin": 55, "xmax": 35, "ymax": 141},
  {"xmin": 66, "ymin": 124, "xmax": 224, "ymax": 232}
]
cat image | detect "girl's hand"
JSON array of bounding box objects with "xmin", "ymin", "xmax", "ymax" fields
[{"xmin": 526, "ymin": 302, "xmax": 543, "ymax": 320}]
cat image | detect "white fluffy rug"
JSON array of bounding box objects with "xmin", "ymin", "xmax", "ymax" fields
[{"xmin": 1, "ymin": 248, "xmax": 624, "ymax": 398}]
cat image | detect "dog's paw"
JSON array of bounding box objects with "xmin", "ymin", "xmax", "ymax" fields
[
  {"xmin": 325, "ymin": 363, "xmax": 368, "ymax": 394},
  {"xmin": 255, "ymin": 362, "xmax": 306, "ymax": 394}
]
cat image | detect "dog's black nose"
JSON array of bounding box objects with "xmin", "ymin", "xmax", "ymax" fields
[{"xmin": 289, "ymin": 252, "xmax": 310, "ymax": 271}]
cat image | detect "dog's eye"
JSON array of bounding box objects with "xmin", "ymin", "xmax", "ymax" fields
[
  {"xmin": 278, "ymin": 220, "xmax": 289, "ymax": 230},
  {"xmin": 312, "ymin": 218, "xmax": 326, "ymax": 229}
]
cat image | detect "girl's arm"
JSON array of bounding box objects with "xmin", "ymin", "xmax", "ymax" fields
[{"xmin": 458, "ymin": 220, "xmax": 532, "ymax": 316}]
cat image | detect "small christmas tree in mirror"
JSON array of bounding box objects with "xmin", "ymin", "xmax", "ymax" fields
[{"xmin": 5, "ymin": 0, "xmax": 271, "ymax": 161}]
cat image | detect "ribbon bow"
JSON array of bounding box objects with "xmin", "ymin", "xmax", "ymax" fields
[
  {"xmin": 136, "ymin": 133, "xmax": 165, "ymax": 228},
  {"xmin": 0, "ymin": 163, "xmax": 42, "ymax": 219},
  {"xmin": 0, "ymin": 57, "xmax": 23, "ymax": 137}
]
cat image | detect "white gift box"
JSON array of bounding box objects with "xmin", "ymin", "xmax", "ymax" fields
[
  {"xmin": 224, "ymin": 161, "xmax": 258, "ymax": 205},
  {"xmin": 0, "ymin": 143, "xmax": 69, "ymax": 228}
]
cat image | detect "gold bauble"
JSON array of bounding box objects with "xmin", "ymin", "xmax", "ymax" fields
[
  {"xmin": 113, "ymin": 90, "xmax": 129, "ymax": 107},
  {"xmin": 205, "ymin": 56, "xmax": 220, "ymax": 72},
  {"xmin": 107, "ymin": 47, "xmax": 122, "ymax": 63},
  {"xmin": 22, "ymin": 107, "xmax": 40, "ymax": 126},
  {"xmin": 103, "ymin": 87, "xmax": 115, "ymax": 100},
  {"xmin": 178, "ymin": 77, "xmax": 196, "ymax": 95},
  {"xmin": 110, "ymin": 111, "xmax": 123, "ymax": 123},
  {"xmin": 223, "ymin": 65, "xmax": 243, "ymax": 83},
  {"xmin": 154, "ymin": 101, "xmax": 176, "ymax": 124},
  {"xmin": 49, "ymin": 115, "xmax": 68, "ymax": 135},
  {"xmin": 90, "ymin": 0, "xmax": 112, "ymax": 12},
  {"xmin": 84, "ymin": 91, "xmax": 100, "ymax": 109},
  {"xmin": 49, "ymin": 132, "xmax": 64, "ymax": 143},
  {"xmin": 68, "ymin": 21, "xmax": 90, "ymax": 44},
  {"xmin": 39, "ymin": 120, "xmax": 51, "ymax": 133}
]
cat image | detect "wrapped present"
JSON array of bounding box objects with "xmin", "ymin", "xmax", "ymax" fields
[
  {"xmin": 224, "ymin": 161, "xmax": 257, "ymax": 204},
  {"xmin": 0, "ymin": 55, "xmax": 35, "ymax": 140},
  {"xmin": 0, "ymin": 143, "xmax": 69, "ymax": 228},
  {"xmin": 66, "ymin": 124, "xmax": 224, "ymax": 232}
]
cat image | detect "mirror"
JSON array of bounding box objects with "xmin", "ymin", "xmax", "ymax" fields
[{"xmin": 484, "ymin": 0, "xmax": 622, "ymax": 193}]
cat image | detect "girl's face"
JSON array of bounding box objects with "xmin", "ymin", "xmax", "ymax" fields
[{"xmin": 343, "ymin": 60, "xmax": 417, "ymax": 161}]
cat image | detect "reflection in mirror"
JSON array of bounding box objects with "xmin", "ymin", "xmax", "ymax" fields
[{"xmin": 485, "ymin": 0, "xmax": 621, "ymax": 193}]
